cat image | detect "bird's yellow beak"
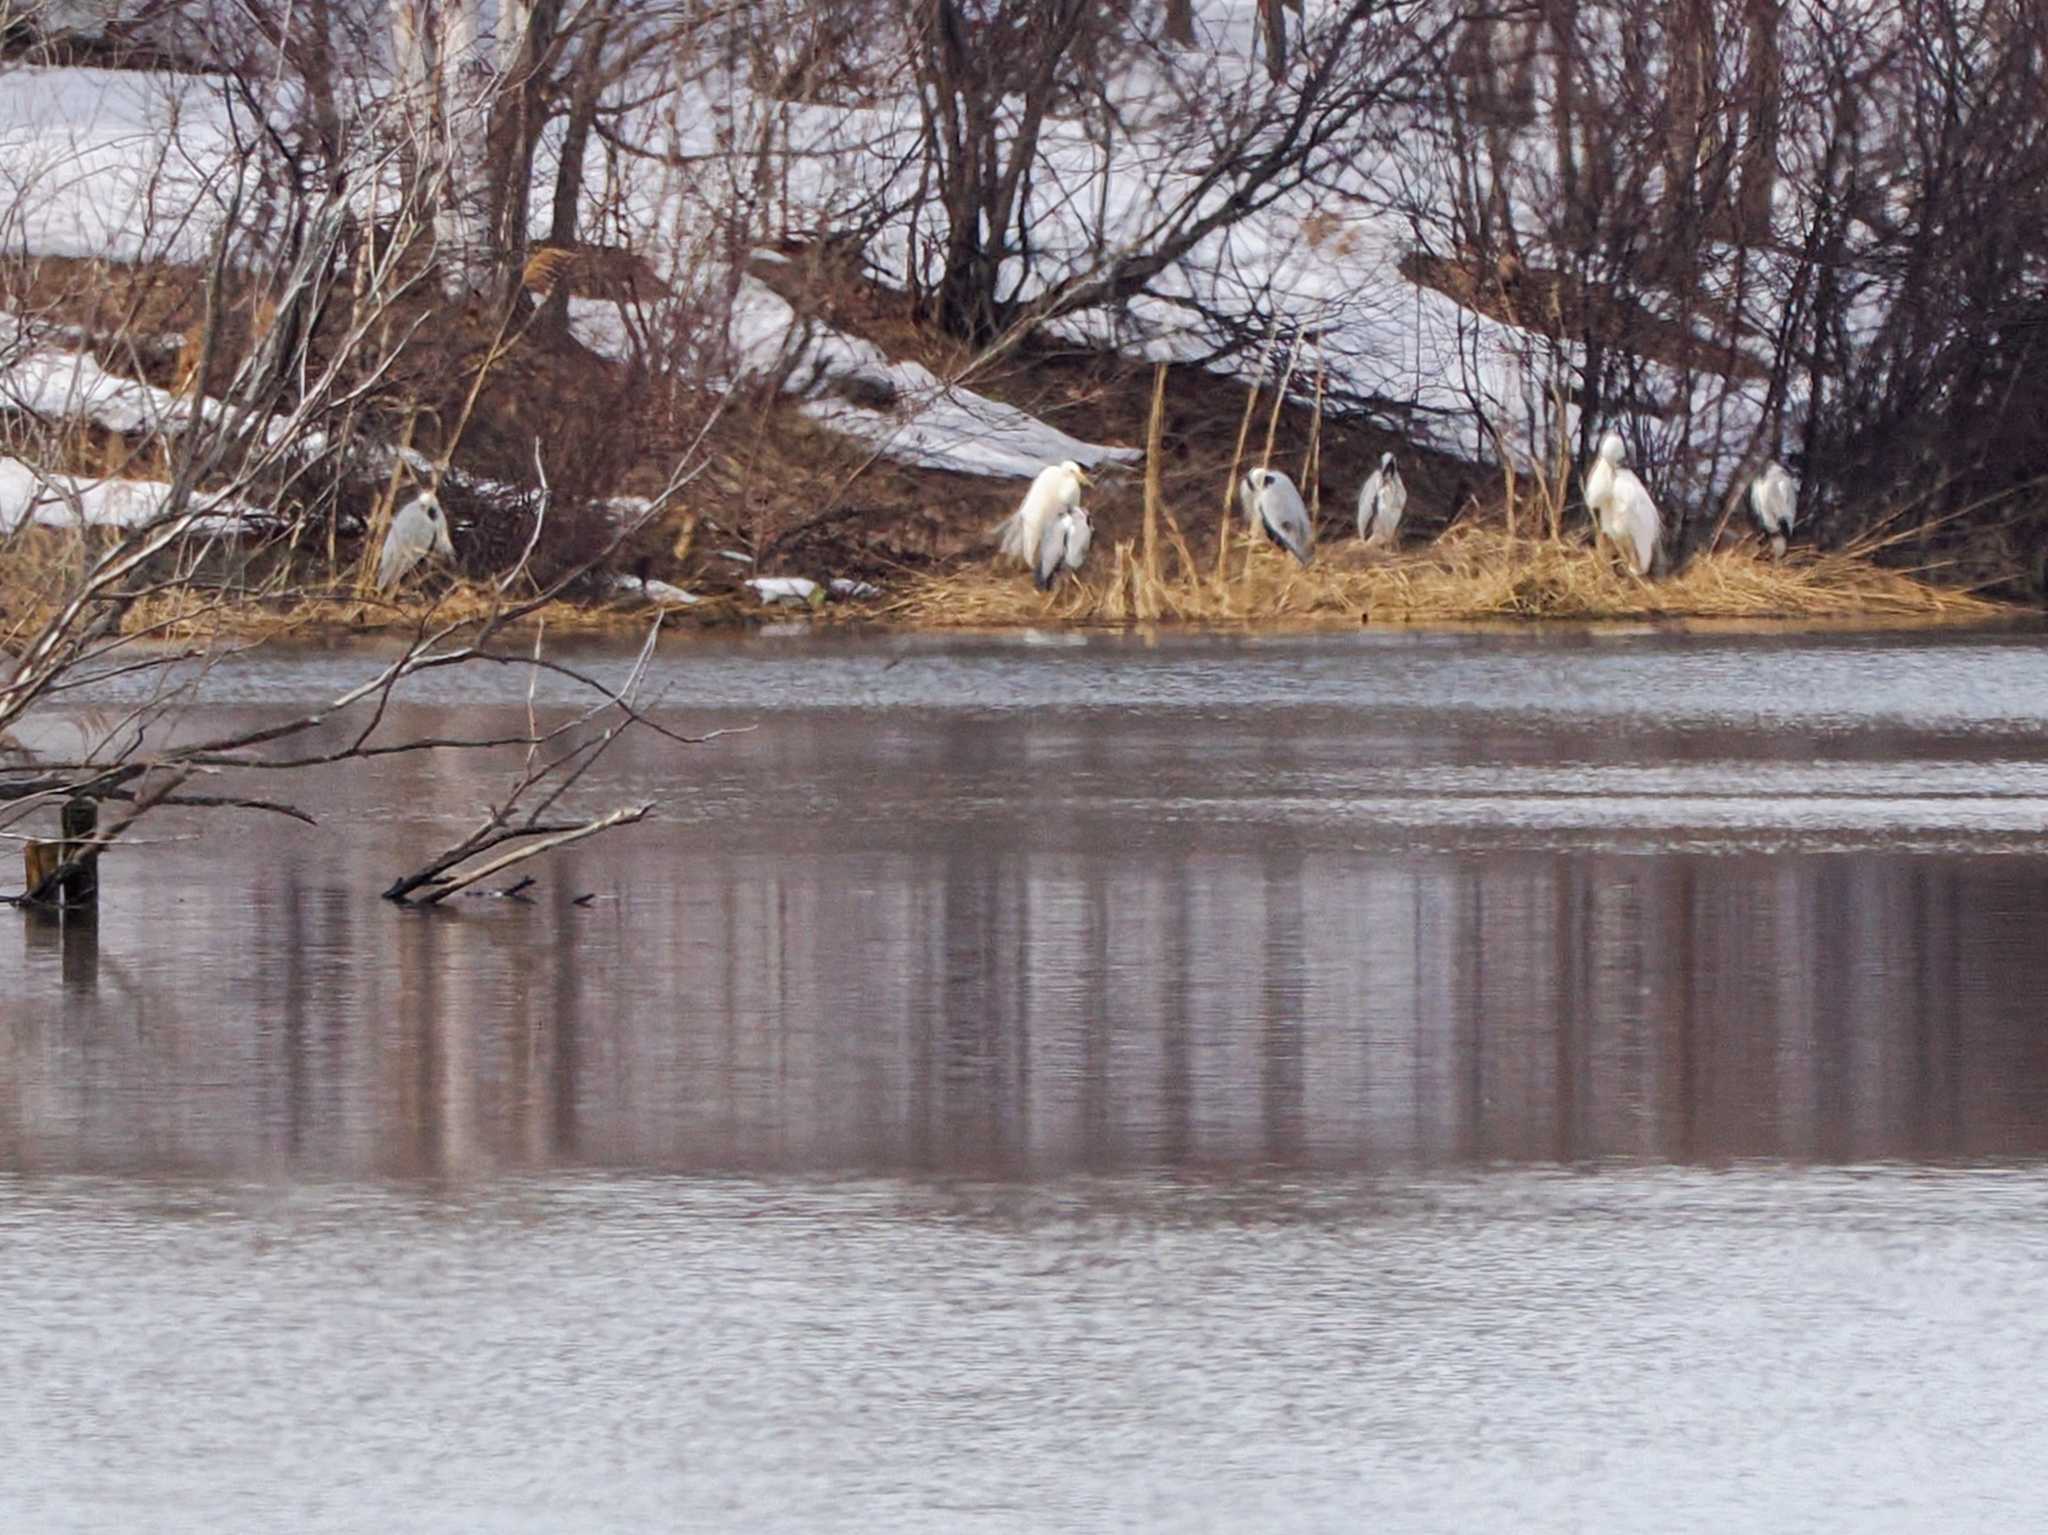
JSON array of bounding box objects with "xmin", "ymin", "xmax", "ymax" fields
[{"xmin": 1076, "ymin": 468, "xmax": 1092, "ymax": 487}]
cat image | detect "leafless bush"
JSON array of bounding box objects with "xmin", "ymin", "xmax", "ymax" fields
[
  {"xmin": 0, "ymin": 26, "xmax": 734, "ymax": 902},
  {"xmin": 1370, "ymin": 0, "xmax": 2045, "ymax": 570}
]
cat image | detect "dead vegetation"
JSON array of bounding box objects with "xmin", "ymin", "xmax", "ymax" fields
[{"xmin": 893, "ymin": 522, "xmax": 1999, "ymax": 629}]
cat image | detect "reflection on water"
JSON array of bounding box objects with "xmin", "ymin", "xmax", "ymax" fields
[
  {"xmin": 7, "ymin": 845, "xmax": 2048, "ymax": 1177},
  {"xmin": 6, "ymin": 630, "xmax": 2048, "ymax": 1179}
]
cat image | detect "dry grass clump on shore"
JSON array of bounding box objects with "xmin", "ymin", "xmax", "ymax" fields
[
  {"xmin": 889, "ymin": 523, "xmax": 2006, "ymax": 629},
  {"xmin": 0, "ymin": 539, "xmax": 749, "ymax": 653},
  {"xmin": 124, "ymin": 582, "xmax": 766, "ymax": 643}
]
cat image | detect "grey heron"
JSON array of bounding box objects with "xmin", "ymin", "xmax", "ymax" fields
[
  {"xmin": 1749, "ymin": 460, "xmax": 1797, "ymax": 559},
  {"xmin": 374, "ymin": 492, "xmax": 455, "ymax": 591},
  {"xmin": 1241, "ymin": 467, "xmax": 1313, "ymax": 566},
  {"xmin": 1033, "ymin": 505, "xmax": 1094, "ymax": 590},
  {"xmin": 1357, "ymin": 450, "xmax": 1408, "ymax": 549}
]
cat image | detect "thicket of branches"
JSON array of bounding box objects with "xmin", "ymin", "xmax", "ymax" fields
[
  {"xmin": 12, "ymin": 2, "xmax": 2041, "ymax": 553},
  {"xmin": 1401, "ymin": 0, "xmax": 2048, "ymax": 571},
  {"xmin": 1, "ymin": 0, "xmax": 745, "ymax": 905}
]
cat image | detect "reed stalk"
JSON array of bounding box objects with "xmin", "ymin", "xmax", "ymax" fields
[
  {"xmin": 1143, "ymin": 362, "xmax": 1167, "ymax": 609},
  {"xmin": 1246, "ymin": 330, "xmax": 1306, "ymax": 581}
]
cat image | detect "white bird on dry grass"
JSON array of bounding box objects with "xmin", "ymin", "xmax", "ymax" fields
[
  {"xmin": 1750, "ymin": 459, "xmax": 1797, "ymax": 559},
  {"xmin": 1357, "ymin": 450, "xmax": 1407, "ymax": 549},
  {"xmin": 1034, "ymin": 505, "xmax": 1094, "ymax": 590},
  {"xmin": 375, "ymin": 492, "xmax": 455, "ymax": 591},
  {"xmin": 1241, "ymin": 467, "xmax": 1314, "ymax": 566},
  {"xmin": 1582, "ymin": 432, "xmax": 1661, "ymax": 577},
  {"xmin": 999, "ymin": 460, "xmax": 1088, "ymax": 573}
]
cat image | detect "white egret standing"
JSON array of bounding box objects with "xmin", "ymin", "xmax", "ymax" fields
[
  {"xmin": 1749, "ymin": 459, "xmax": 1797, "ymax": 559},
  {"xmin": 1034, "ymin": 505, "xmax": 1094, "ymax": 590},
  {"xmin": 1583, "ymin": 432, "xmax": 1661, "ymax": 577},
  {"xmin": 1356, "ymin": 450, "xmax": 1408, "ymax": 549},
  {"xmin": 374, "ymin": 492, "xmax": 455, "ymax": 591},
  {"xmin": 999, "ymin": 460, "xmax": 1087, "ymax": 571},
  {"xmin": 1241, "ymin": 467, "xmax": 1314, "ymax": 566}
]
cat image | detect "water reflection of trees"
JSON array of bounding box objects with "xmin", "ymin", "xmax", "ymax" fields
[{"xmin": 7, "ymin": 843, "xmax": 2048, "ymax": 1179}]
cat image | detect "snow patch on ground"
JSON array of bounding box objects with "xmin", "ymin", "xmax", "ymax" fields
[
  {"xmin": 0, "ymin": 456, "xmax": 256, "ymax": 532},
  {"xmin": 0, "ymin": 66, "xmax": 231, "ymax": 264},
  {"xmin": 1, "ymin": 334, "xmax": 188, "ymax": 434},
  {"xmin": 746, "ymin": 575, "xmax": 820, "ymax": 605},
  {"xmin": 578, "ymin": 276, "xmax": 1139, "ymax": 480}
]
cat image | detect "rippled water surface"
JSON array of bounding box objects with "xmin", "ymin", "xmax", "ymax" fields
[{"xmin": 7, "ymin": 626, "xmax": 2048, "ymax": 1530}]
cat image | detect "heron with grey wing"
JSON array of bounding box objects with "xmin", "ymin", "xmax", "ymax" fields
[
  {"xmin": 375, "ymin": 492, "xmax": 455, "ymax": 592},
  {"xmin": 1241, "ymin": 467, "xmax": 1313, "ymax": 566}
]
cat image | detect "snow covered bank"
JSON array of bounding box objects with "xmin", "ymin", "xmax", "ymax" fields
[
  {"xmin": 0, "ymin": 455, "xmax": 256, "ymax": 532},
  {"xmin": 0, "ymin": 20, "xmax": 1782, "ymax": 504},
  {"xmin": 574, "ymin": 277, "xmax": 1141, "ymax": 480}
]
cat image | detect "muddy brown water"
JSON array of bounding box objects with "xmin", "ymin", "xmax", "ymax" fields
[{"xmin": 6, "ymin": 626, "xmax": 2048, "ymax": 1530}]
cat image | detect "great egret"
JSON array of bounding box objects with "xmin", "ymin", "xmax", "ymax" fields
[
  {"xmin": 999, "ymin": 460, "xmax": 1088, "ymax": 570},
  {"xmin": 1033, "ymin": 505, "xmax": 1094, "ymax": 590},
  {"xmin": 1241, "ymin": 467, "xmax": 1313, "ymax": 566},
  {"xmin": 1583, "ymin": 432, "xmax": 1661, "ymax": 577},
  {"xmin": 1357, "ymin": 450, "xmax": 1407, "ymax": 549},
  {"xmin": 374, "ymin": 492, "xmax": 455, "ymax": 591},
  {"xmin": 1750, "ymin": 459, "xmax": 1797, "ymax": 559}
]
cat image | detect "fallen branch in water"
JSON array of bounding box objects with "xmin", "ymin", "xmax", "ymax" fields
[
  {"xmin": 382, "ymin": 620, "xmax": 673, "ymax": 905},
  {"xmin": 404, "ymin": 803, "xmax": 654, "ymax": 907}
]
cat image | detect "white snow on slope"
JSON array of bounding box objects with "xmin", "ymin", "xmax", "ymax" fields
[
  {"xmin": 1, "ymin": 334, "xmax": 187, "ymax": 433},
  {"xmin": 0, "ymin": 66, "xmax": 231, "ymax": 264},
  {"xmin": 0, "ymin": 455, "xmax": 256, "ymax": 532},
  {"xmin": 0, "ymin": 13, "xmax": 1790, "ymax": 503},
  {"xmin": 576, "ymin": 279, "xmax": 1139, "ymax": 479}
]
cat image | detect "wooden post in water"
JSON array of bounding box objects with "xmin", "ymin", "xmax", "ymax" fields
[
  {"xmin": 59, "ymin": 796, "xmax": 98, "ymax": 908},
  {"xmin": 23, "ymin": 838, "xmax": 58, "ymax": 897},
  {"xmin": 22, "ymin": 798, "xmax": 99, "ymax": 909}
]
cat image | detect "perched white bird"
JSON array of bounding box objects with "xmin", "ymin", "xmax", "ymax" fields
[
  {"xmin": 1749, "ymin": 459, "xmax": 1797, "ymax": 559},
  {"xmin": 374, "ymin": 492, "xmax": 455, "ymax": 591},
  {"xmin": 1357, "ymin": 450, "xmax": 1408, "ymax": 549},
  {"xmin": 1241, "ymin": 467, "xmax": 1313, "ymax": 566},
  {"xmin": 1583, "ymin": 432, "xmax": 1661, "ymax": 577},
  {"xmin": 1033, "ymin": 505, "xmax": 1094, "ymax": 590},
  {"xmin": 999, "ymin": 460, "xmax": 1088, "ymax": 570}
]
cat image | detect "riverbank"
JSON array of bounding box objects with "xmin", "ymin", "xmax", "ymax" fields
[
  {"xmin": 892, "ymin": 526, "xmax": 2001, "ymax": 628},
  {"xmin": 0, "ymin": 523, "xmax": 2007, "ymax": 649}
]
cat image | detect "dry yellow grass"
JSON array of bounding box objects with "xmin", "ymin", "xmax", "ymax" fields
[
  {"xmin": 0, "ymin": 561, "xmax": 756, "ymax": 652},
  {"xmin": 890, "ymin": 525, "xmax": 2007, "ymax": 629}
]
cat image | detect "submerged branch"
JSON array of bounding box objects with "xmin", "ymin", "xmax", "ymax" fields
[{"xmin": 395, "ymin": 802, "xmax": 655, "ymax": 907}]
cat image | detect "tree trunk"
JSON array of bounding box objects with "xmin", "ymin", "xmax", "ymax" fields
[
  {"xmin": 394, "ymin": 0, "xmax": 495, "ymax": 298},
  {"xmin": 1259, "ymin": 0, "xmax": 1287, "ymax": 82},
  {"xmin": 485, "ymin": 0, "xmax": 563, "ymax": 308},
  {"xmin": 1735, "ymin": 0, "xmax": 1783, "ymax": 241}
]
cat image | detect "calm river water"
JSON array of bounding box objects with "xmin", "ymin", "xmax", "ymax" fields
[{"xmin": 6, "ymin": 625, "xmax": 2048, "ymax": 1530}]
